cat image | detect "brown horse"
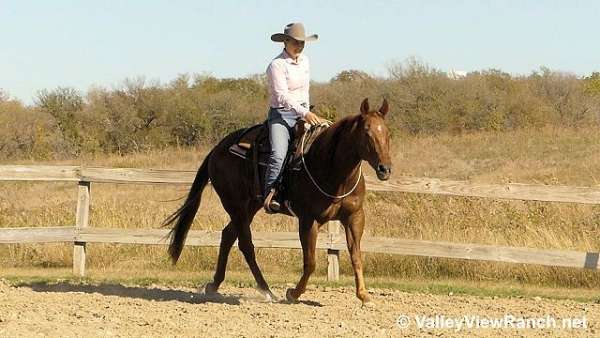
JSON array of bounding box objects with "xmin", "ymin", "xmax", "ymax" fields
[{"xmin": 165, "ymin": 98, "xmax": 391, "ymax": 305}]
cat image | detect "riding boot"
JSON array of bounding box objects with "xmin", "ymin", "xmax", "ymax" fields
[{"xmin": 263, "ymin": 188, "xmax": 281, "ymax": 214}]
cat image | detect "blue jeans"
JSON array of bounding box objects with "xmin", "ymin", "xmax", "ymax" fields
[{"xmin": 263, "ymin": 108, "xmax": 297, "ymax": 195}]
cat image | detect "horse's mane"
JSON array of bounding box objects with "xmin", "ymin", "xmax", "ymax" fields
[{"xmin": 310, "ymin": 114, "xmax": 361, "ymax": 163}]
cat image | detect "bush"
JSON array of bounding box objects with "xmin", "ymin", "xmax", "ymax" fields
[
  {"xmin": 3, "ymin": 61, "xmax": 600, "ymax": 160},
  {"xmin": 0, "ymin": 97, "xmax": 61, "ymax": 159}
]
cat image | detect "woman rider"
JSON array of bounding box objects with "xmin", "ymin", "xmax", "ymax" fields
[{"xmin": 263, "ymin": 23, "xmax": 322, "ymax": 213}]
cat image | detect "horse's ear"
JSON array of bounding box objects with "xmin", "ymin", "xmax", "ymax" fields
[
  {"xmin": 378, "ymin": 99, "xmax": 389, "ymax": 117},
  {"xmin": 360, "ymin": 98, "xmax": 370, "ymax": 115}
]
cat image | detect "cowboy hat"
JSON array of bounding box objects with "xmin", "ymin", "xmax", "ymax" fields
[{"xmin": 271, "ymin": 23, "xmax": 318, "ymax": 42}]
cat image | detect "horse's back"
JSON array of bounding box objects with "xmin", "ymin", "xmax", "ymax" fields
[{"xmin": 207, "ymin": 127, "xmax": 263, "ymax": 210}]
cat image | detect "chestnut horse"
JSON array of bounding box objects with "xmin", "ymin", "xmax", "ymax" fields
[{"xmin": 165, "ymin": 98, "xmax": 391, "ymax": 305}]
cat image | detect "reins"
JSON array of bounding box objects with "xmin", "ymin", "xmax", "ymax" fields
[{"xmin": 300, "ymin": 121, "xmax": 362, "ymax": 200}]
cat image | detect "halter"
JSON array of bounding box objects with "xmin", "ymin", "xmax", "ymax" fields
[{"xmin": 300, "ymin": 121, "xmax": 363, "ymax": 200}]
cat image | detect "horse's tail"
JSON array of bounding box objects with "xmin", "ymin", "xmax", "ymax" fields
[{"xmin": 164, "ymin": 150, "xmax": 213, "ymax": 264}]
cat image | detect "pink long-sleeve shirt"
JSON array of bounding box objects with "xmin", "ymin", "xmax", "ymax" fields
[{"xmin": 266, "ymin": 49, "xmax": 310, "ymax": 119}]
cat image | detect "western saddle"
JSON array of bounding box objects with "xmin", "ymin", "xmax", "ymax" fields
[{"xmin": 228, "ymin": 120, "xmax": 329, "ymax": 207}]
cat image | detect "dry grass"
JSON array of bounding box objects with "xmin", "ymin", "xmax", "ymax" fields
[{"xmin": 2, "ymin": 127, "xmax": 600, "ymax": 289}]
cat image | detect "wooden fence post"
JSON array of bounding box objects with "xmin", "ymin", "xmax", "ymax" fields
[
  {"xmin": 73, "ymin": 181, "xmax": 90, "ymax": 276},
  {"xmin": 327, "ymin": 221, "xmax": 341, "ymax": 281}
]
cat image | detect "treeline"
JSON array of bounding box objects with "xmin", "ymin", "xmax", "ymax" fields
[{"xmin": 1, "ymin": 58, "xmax": 600, "ymax": 159}]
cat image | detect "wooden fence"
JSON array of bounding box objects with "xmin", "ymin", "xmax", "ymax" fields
[{"xmin": 1, "ymin": 165, "xmax": 599, "ymax": 281}]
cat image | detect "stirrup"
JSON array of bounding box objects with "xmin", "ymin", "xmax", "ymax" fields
[{"xmin": 263, "ymin": 189, "xmax": 281, "ymax": 214}]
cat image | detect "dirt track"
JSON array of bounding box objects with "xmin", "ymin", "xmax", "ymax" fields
[{"xmin": 0, "ymin": 279, "xmax": 598, "ymax": 337}]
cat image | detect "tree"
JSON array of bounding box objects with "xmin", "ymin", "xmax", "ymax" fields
[
  {"xmin": 35, "ymin": 87, "xmax": 84, "ymax": 155},
  {"xmin": 331, "ymin": 70, "xmax": 372, "ymax": 83},
  {"xmin": 584, "ymin": 72, "xmax": 600, "ymax": 96}
]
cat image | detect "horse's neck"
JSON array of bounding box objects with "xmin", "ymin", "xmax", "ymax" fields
[{"xmin": 305, "ymin": 118, "xmax": 361, "ymax": 188}]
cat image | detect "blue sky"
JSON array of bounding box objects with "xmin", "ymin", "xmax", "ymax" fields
[{"xmin": 1, "ymin": 0, "xmax": 599, "ymax": 104}]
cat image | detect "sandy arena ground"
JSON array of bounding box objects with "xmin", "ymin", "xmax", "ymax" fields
[{"xmin": 0, "ymin": 279, "xmax": 598, "ymax": 337}]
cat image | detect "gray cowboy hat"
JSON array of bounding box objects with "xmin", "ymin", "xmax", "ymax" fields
[{"xmin": 271, "ymin": 23, "xmax": 318, "ymax": 42}]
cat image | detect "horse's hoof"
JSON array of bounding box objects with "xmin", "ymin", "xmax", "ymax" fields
[
  {"xmin": 361, "ymin": 298, "xmax": 375, "ymax": 309},
  {"xmin": 358, "ymin": 292, "xmax": 372, "ymax": 306},
  {"xmin": 258, "ymin": 289, "xmax": 278, "ymax": 303},
  {"xmin": 203, "ymin": 282, "xmax": 219, "ymax": 295},
  {"xmin": 286, "ymin": 288, "xmax": 299, "ymax": 303}
]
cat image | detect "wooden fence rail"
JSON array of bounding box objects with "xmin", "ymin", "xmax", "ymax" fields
[{"xmin": 1, "ymin": 165, "xmax": 599, "ymax": 280}]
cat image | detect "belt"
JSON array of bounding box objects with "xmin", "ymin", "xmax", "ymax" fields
[{"xmin": 270, "ymin": 103, "xmax": 308, "ymax": 109}]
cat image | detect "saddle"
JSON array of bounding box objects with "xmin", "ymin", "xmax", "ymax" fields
[
  {"xmin": 228, "ymin": 120, "xmax": 330, "ymax": 202},
  {"xmin": 229, "ymin": 123, "xmax": 271, "ymax": 166}
]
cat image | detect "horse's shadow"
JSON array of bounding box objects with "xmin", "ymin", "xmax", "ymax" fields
[
  {"xmin": 20, "ymin": 282, "xmax": 241, "ymax": 305},
  {"xmin": 19, "ymin": 282, "xmax": 323, "ymax": 307}
]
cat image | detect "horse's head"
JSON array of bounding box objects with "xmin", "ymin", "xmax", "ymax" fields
[{"xmin": 356, "ymin": 98, "xmax": 392, "ymax": 181}]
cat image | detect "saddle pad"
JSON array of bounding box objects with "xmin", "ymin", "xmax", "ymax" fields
[{"xmin": 229, "ymin": 144, "xmax": 269, "ymax": 166}]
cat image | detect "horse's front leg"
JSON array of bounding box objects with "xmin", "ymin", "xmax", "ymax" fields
[
  {"xmin": 286, "ymin": 217, "xmax": 317, "ymax": 302},
  {"xmin": 341, "ymin": 209, "xmax": 370, "ymax": 304}
]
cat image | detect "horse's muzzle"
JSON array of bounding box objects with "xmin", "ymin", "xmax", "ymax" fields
[{"xmin": 376, "ymin": 164, "xmax": 391, "ymax": 181}]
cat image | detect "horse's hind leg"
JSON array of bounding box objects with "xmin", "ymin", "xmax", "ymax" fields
[
  {"xmin": 236, "ymin": 214, "xmax": 278, "ymax": 302},
  {"xmin": 204, "ymin": 221, "xmax": 239, "ymax": 294}
]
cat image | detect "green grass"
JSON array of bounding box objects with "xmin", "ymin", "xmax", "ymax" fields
[{"xmin": 3, "ymin": 267, "xmax": 600, "ymax": 304}]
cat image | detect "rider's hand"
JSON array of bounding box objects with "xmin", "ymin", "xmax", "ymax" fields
[{"xmin": 304, "ymin": 111, "xmax": 321, "ymax": 126}]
